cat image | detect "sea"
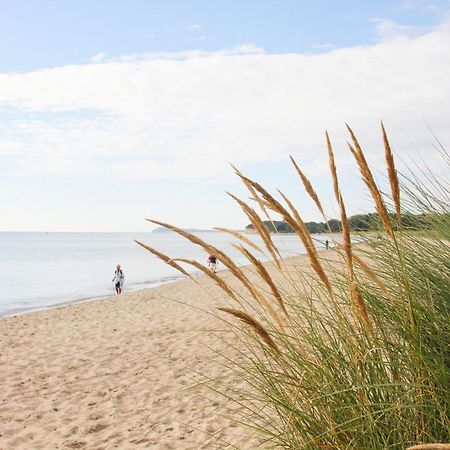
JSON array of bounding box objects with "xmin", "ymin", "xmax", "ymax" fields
[{"xmin": 0, "ymin": 231, "xmax": 331, "ymax": 317}]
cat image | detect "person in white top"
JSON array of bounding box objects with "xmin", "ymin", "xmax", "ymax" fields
[{"xmin": 112, "ymin": 264, "xmax": 124, "ymax": 294}]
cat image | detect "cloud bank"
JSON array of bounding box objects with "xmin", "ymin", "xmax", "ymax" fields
[{"xmin": 1, "ymin": 23, "xmax": 450, "ymax": 180}]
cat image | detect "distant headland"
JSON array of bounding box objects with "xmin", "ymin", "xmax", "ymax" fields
[{"xmin": 152, "ymin": 227, "xmax": 217, "ymax": 234}]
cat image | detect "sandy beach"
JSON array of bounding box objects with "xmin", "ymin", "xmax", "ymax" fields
[{"xmin": 0, "ymin": 250, "xmax": 337, "ymax": 450}]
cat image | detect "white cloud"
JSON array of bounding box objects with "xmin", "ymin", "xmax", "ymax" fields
[
  {"xmin": 186, "ymin": 23, "xmax": 202, "ymax": 32},
  {"xmin": 89, "ymin": 52, "xmax": 106, "ymax": 63},
  {"xmin": 396, "ymin": 0, "xmax": 450, "ymax": 13},
  {"xmin": 1, "ymin": 27, "xmax": 450, "ymax": 181},
  {"xmin": 310, "ymin": 42, "xmax": 336, "ymax": 50},
  {"xmin": 371, "ymin": 18, "xmax": 429, "ymax": 40},
  {"xmin": 104, "ymin": 43, "xmax": 265, "ymax": 63}
]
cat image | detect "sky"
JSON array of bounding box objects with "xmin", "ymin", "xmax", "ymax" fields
[{"xmin": 1, "ymin": 0, "xmax": 450, "ymax": 231}]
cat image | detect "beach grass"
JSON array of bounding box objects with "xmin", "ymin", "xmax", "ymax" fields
[{"xmin": 140, "ymin": 124, "xmax": 449, "ymax": 449}]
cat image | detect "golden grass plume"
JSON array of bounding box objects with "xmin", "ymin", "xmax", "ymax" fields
[
  {"xmin": 278, "ymin": 189, "xmax": 333, "ymax": 295},
  {"xmin": 227, "ymin": 192, "xmax": 281, "ymax": 268},
  {"xmin": 174, "ymin": 257, "xmax": 241, "ymax": 305},
  {"xmin": 233, "ymin": 172, "xmax": 332, "ymax": 295},
  {"xmin": 231, "ymin": 164, "xmax": 271, "ymax": 221},
  {"xmin": 233, "ymin": 243, "xmax": 288, "ymax": 317},
  {"xmin": 218, "ymin": 307, "xmax": 280, "ymax": 353},
  {"xmin": 214, "ymin": 227, "xmax": 263, "ymax": 253},
  {"xmin": 338, "ymin": 192, "xmax": 354, "ymax": 280},
  {"xmin": 382, "ymin": 121, "xmax": 401, "ymax": 225},
  {"xmin": 347, "ymin": 125, "xmax": 394, "ymax": 239},
  {"xmin": 326, "ymin": 131, "xmax": 340, "ymax": 204},
  {"xmin": 290, "ymin": 155, "xmax": 326, "ymax": 220},
  {"xmin": 134, "ymin": 240, "xmax": 190, "ymax": 278},
  {"xmin": 350, "ymin": 281, "xmax": 373, "ymax": 333}
]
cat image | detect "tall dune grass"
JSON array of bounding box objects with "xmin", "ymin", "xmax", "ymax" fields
[{"xmin": 139, "ymin": 124, "xmax": 449, "ymax": 449}]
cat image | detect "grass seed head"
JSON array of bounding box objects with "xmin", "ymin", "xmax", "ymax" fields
[
  {"xmin": 382, "ymin": 121, "xmax": 402, "ymax": 225},
  {"xmin": 234, "ymin": 243, "xmax": 288, "ymax": 317},
  {"xmin": 174, "ymin": 257, "xmax": 241, "ymax": 305},
  {"xmin": 214, "ymin": 227, "xmax": 263, "ymax": 253},
  {"xmin": 326, "ymin": 131, "xmax": 340, "ymax": 204},
  {"xmin": 351, "ymin": 281, "xmax": 373, "ymax": 334},
  {"xmin": 134, "ymin": 240, "xmax": 190, "ymax": 278},
  {"xmin": 218, "ymin": 307, "xmax": 280, "ymax": 353},
  {"xmin": 346, "ymin": 126, "xmax": 394, "ymax": 239},
  {"xmin": 338, "ymin": 192, "xmax": 354, "ymax": 279},
  {"xmin": 290, "ymin": 155, "xmax": 326, "ymax": 220}
]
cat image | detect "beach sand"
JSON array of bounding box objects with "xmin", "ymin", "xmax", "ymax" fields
[{"xmin": 0, "ymin": 250, "xmax": 341, "ymax": 449}]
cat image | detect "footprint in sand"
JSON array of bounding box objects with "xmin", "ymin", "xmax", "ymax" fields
[
  {"xmin": 130, "ymin": 437, "xmax": 149, "ymax": 444},
  {"xmin": 86, "ymin": 423, "xmax": 108, "ymax": 433},
  {"xmin": 64, "ymin": 440, "xmax": 86, "ymax": 448}
]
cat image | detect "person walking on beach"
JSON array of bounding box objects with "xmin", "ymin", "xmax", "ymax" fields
[
  {"xmin": 207, "ymin": 254, "xmax": 218, "ymax": 273},
  {"xmin": 325, "ymin": 239, "xmax": 329, "ymax": 250},
  {"xmin": 112, "ymin": 264, "xmax": 124, "ymax": 294}
]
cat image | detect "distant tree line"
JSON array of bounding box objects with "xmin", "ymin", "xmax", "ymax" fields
[{"xmin": 245, "ymin": 212, "xmax": 441, "ymax": 234}]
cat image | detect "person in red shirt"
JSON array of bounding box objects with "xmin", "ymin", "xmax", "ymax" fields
[{"xmin": 207, "ymin": 255, "xmax": 217, "ymax": 273}]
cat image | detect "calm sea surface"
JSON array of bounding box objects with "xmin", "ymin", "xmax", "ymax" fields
[{"xmin": 0, "ymin": 231, "xmax": 330, "ymax": 317}]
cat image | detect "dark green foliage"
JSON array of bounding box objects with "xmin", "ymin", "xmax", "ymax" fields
[
  {"xmin": 245, "ymin": 212, "xmax": 439, "ymax": 234},
  {"xmin": 327, "ymin": 218, "xmax": 342, "ymax": 232}
]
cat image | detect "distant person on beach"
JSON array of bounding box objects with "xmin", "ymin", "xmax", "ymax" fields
[
  {"xmin": 325, "ymin": 239, "xmax": 329, "ymax": 250},
  {"xmin": 112, "ymin": 264, "xmax": 124, "ymax": 294},
  {"xmin": 207, "ymin": 255, "xmax": 217, "ymax": 273}
]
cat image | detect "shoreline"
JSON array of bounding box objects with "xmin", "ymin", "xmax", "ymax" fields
[
  {"xmin": 0, "ymin": 231, "xmax": 336, "ymax": 320},
  {"xmin": 0, "ymin": 243, "xmax": 334, "ymax": 320},
  {"xmin": 0, "ymin": 238, "xmax": 337, "ymax": 320},
  {"xmin": 0, "ymin": 275, "xmax": 187, "ymax": 320}
]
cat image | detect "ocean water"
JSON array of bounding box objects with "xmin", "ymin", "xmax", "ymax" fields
[{"xmin": 0, "ymin": 231, "xmax": 330, "ymax": 317}]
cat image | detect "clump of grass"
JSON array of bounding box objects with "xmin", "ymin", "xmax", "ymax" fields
[{"xmin": 140, "ymin": 124, "xmax": 449, "ymax": 449}]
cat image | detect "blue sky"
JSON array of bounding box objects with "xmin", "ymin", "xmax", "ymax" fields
[
  {"xmin": 1, "ymin": 0, "xmax": 449, "ymax": 71},
  {"xmin": 1, "ymin": 0, "xmax": 450, "ymax": 231}
]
